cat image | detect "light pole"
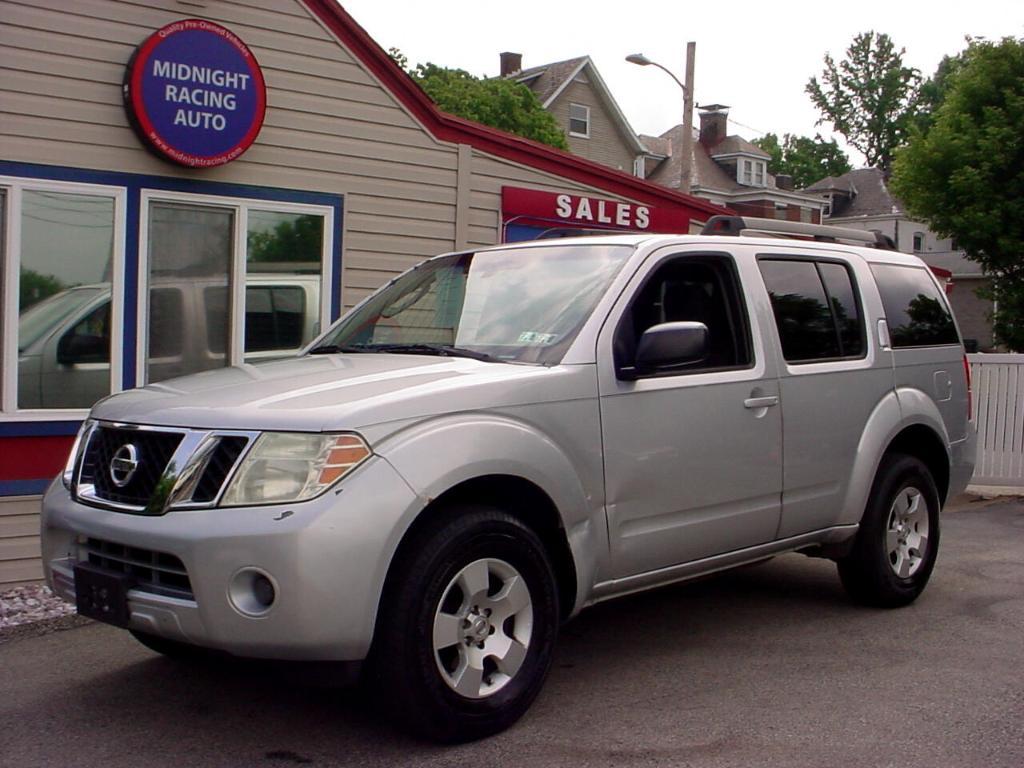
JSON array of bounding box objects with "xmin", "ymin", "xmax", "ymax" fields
[{"xmin": 626, "ymin": 43, "xmax": 696, "ymax": 195}]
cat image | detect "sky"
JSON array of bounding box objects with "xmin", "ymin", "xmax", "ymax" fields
[{"xmin": 338, "ymin": 0, "xmax": 1022, "ymax": 167}]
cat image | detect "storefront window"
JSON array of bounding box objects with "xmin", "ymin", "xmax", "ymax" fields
[
  {"xmin": 146, "ymin": 202, "xmax": 234, "ymax": 383},
  {"xmin": 1, "ymin": 171, "xmax": 334, "ymax": 419},
  {"xmin": 17, "ymin": 190, "xmax": 115, "ymax": 409},
  {"xmin": 244, "ymin": 210, "xmax": 324, "ymax": 360}
]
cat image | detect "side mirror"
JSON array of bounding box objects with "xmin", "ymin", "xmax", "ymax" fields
[
  {"xmin": 624, "ymin": 321, "xmax": 708, "ymax": 378},
  {"xmin": 57, "ymin": 334, "xmax": 108, "ymax": 366}
]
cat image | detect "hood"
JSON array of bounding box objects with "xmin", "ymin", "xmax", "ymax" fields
[{"xmin": 90, "ymin": 353, "xmax": 583, "ymax": 432}]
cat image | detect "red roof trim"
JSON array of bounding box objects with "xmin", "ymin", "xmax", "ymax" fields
[{"xmin": 299, "ymin": 0, "xmax": 729, "ymax": 218}]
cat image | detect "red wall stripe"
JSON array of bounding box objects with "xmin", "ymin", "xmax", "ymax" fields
[{"xmin": 0, "ymin": 436, "xmax": 74, "ymax": 481}]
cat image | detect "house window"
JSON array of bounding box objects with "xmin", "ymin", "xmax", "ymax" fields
[
  {"xmin": 950, "ymin": 237, "xmax": 959, "ymax": 251},
  {"xmin": 739, "ymin": 159, "xmax": 766, "ymax": 187},
  {"xmin": 569, "ymin": 103, "xmax": 590, "ymax": 138},
  {"xmin": 913, "ymin": 231, "xmax": 925, "ymax": 252}
]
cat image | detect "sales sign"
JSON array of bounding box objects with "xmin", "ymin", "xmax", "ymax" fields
[
  {"xmin": 124, "ymin": 19, "xmax": 267, "ymax": 168},
  {"xmin": 501, "ymin": 187, "xmax": 689, "ymax": 234}
]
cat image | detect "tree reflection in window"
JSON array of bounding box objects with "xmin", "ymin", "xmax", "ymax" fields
[
  {"xmin": 768, "ymin": 291, "xmax": 839, "ymax": 360},
  {"xmin": 871, "ymin": 264, "xmax": 958, "ymax": 348},
  {"xmin": 889, "ymin": 294, "xmax": 958, "ymax": 347},
  {"xmin": 759, "ymin": 258, "xmax": 864, "ymax": 362},
  {"xmin": 247, "ymin": 213, "xmax": 323, "ymax": 273}
]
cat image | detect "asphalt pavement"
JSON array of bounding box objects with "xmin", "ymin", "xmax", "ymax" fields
[{"xmin": 2, "ymin": 494, "xmax": 1022, "ymax": 767}]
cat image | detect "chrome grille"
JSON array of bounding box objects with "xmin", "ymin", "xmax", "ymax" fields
[
  {"xmin": 81, "ymin": 537, "xmax": 193, "ymax": 600},
  {"xmin": 73, "ymin": 422, "xmax": 256, "ymax": 514},
  {"xmin": 79, "ymin": 426, "xmax": 182, "ymax": 507},
  {"xmin": 191, "ymin": 436, "xmax": 248, "ymax": 503}
]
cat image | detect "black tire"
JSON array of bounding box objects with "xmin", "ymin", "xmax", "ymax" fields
[
  {"xmin": 130, "ymin": 630, "xmax": 210, "ymax": 660},
  {"xmin": 838, "ymin": 453, "xmax": 941, "ymax": 607},
  {"xmin": 370, "ymin": 504, "xmax": 559, "ymax": 743}
]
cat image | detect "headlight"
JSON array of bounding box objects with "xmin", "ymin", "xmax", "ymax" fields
[
  {"xmin": 62, "ymin": 419, "xmax": 94, "ymax": 489},
  {"xmin": 220, "ymin": 432, "xmax": 370, "ymax": 506}
]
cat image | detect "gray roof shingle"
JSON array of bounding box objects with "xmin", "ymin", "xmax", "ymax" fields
[
  {"xmin": 513, "ymin": 56, "xmax": 587, "ymax": 104},
  {"xmin": 803, "ymin": 168, "xmax": 901, "ymax": 217}
]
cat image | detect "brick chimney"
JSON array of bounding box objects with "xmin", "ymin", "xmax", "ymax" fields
[
  {"xmin": 500, "ymin": 52, "xmax": 522, "ymax": 77},
  {"xmin": 698, "ymin": 104, "xmax": 729, "ymax": 148}
]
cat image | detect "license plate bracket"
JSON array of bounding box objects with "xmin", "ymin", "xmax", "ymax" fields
[{"xmin": 74, "ymin": 562, "xmax": 134, "ymax": 628}]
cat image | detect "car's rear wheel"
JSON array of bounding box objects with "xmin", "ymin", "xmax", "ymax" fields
[
  {"xmin": 370, "ymin": 504, "xmax": 559, "ymax": 742},
  {"xmin": 838, "ymin": 453, "xmax": 941, "ymax": 607}
]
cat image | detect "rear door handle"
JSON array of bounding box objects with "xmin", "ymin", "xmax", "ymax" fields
[{"xmin": 744, "ymin": 396, "xmax": 779, "ymax": 409}]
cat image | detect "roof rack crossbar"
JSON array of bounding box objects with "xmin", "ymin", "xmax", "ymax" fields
[{"xmin": 701, "ymin": 215, "xmax": 895, "ymax": 250}]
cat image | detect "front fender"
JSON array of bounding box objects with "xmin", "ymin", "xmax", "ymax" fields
[{"xmin": 374, "ymin": 410, "xmax": 605, "ymax": 615}]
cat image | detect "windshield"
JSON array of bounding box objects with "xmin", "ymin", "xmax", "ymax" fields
[
  {"xmin": 316, "ymin": 244, "xmax": 632, "ymax": 365},
  {"xmin": 18, "ymin": 286, "xmax": 105, "ymax": 353}
]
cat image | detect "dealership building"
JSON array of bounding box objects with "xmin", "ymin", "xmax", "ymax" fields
[{"xmin": 0, "ymin": 0, "xmax": 727, "ymax": 583}]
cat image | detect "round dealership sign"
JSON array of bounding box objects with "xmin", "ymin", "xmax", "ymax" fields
[{"xmin": 124, "ymin": 19, "xmax": 267, "ymax": 168}]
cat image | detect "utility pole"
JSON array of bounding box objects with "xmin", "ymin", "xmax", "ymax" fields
[{"xmin": 679, "ymin": 42, "xmax": 695, "ymax": 195}]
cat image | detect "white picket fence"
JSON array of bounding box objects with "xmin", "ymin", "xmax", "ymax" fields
[{"xmin": 969, "ymin": 354, "xmax": 1024, "ymax": 487}]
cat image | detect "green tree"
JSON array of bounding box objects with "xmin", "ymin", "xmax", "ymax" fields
[
  {"xmin": 388, "ymin": 50, "xmax": 568, "ymax": 150},
  {"xmin": 913, "ymin": 51, "xmax": 967, "ymax": 133},
  {"xmin": 248, "ymin": 214, "xmax": 323, "ymax": 270},
  {"xmin": 19, "ymin": 268, "xmax": 64, "ymax": 311},
  {"xmin": 753, "ymin": 133, "xmax": 852, "ymax": 187},
  {"xmin": 891, "ymin": 37, "xmax": 1024, "ymax": 349},
  {"xmin": 806, "ymin": 31, "xmax": 921, "ymax": 172}
]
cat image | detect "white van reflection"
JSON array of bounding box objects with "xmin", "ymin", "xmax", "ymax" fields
[{"xmin": 18, "ymin": 275, "xmax": 320, "ymax": 409}]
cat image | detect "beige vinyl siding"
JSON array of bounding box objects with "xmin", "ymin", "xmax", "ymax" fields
[
  {"xmin": 0, "ymin": 498, "xmax": 42, "ymax": 586},
  {"xmin": 0, "ymin": 0, "xmax": 460, "ymax": 311},
  {"xmin": 549, "ymin": 80, "xmax": 637, "ymax": 174},
  {"xmin": 467, "ymin": 148, "xmax": 649, "ymax": 245}
]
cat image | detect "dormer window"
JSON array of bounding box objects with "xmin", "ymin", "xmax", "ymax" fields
[
  {"xmin": 569, "ymin": 103, "xmax": 590, "ymax": 138},
  {"xmin": 739, "ymin": 158, "xmax": 766, "ymax": 187}
]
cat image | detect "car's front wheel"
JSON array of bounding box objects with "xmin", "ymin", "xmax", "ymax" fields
[
  {"xmin": 371, "ymin": 504, "xmax": 559, "ymax": 742},
  {"xmin": 838, "ymin": 453, "xmax": 941, "ymax": 607}
]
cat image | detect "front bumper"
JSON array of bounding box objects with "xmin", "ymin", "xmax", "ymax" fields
[{"xmin": 41, "ymin": 456, "xmax": 421, "ymax": 661}]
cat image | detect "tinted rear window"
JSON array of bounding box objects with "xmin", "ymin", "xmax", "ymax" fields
[
  {"xmin": 759, "ymin": 259, "xmax": 864, "ymax": 362},
  {"xmin": 871, "ymin": 264, "xmax": 958, "ymax": 347}
]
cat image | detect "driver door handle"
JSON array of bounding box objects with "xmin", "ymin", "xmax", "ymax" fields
[{"xmin": 744, "ymin": 396, "xmax": 779, "ymax": 409}]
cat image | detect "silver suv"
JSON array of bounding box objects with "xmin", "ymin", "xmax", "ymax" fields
[{"xmin": 42, "ymin": 216, "xmax": 975, "ymax": 741}]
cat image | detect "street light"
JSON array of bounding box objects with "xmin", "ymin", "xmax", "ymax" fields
[
  {"xmin": 625, "ymin": 53, "xmax": 687, "ymax": 93},
  {"xmin": 626, "ymin": 45, "xmax": 696, "ymax": 195}
]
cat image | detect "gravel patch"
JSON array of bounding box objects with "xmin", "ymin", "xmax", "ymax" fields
[{"xmin": 0, "ymin": 583, "xmax": 77, "ymax": 631}]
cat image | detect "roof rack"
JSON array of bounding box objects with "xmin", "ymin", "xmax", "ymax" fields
[{"xmin": 701, "ymin": 215, "xmax": 896, "ymax": 250}]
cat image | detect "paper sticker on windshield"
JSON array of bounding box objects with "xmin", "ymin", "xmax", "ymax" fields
[{"xmin": 517, "ymin": 331, "xmax": 557, "ymax": 345}]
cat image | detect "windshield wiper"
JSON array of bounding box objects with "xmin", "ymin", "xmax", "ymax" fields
[
  {"xmin": 307, "ymin": 344, "xmax": 372, "ymax": 355},
  {"xmin": 358, "ymin": 343, "xmax": 498, "ymax": 362},
  {"xmin": 308, "ymin": 342, "xmax": 498, "ymax": 361}
]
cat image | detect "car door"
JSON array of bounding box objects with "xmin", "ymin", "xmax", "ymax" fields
[
  {"xmin": 597, "ymin": 246, "xmax": 783, "ymax": 579},
  {"xmin": 756, "ymin": 250, "xmax": 895, "ymax": 538}
]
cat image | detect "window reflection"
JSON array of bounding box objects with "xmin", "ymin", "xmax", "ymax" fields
[
  {"xmin": 245, "ymin": 211, "xmax": 323, "ymax": 360},
  {"xmin": 146, "ymin": 203, "xmax": 233, "ymax": 383},
  {"xmin": 17, "ymin": 191, "xmax": 114, "ymax": 409}
]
